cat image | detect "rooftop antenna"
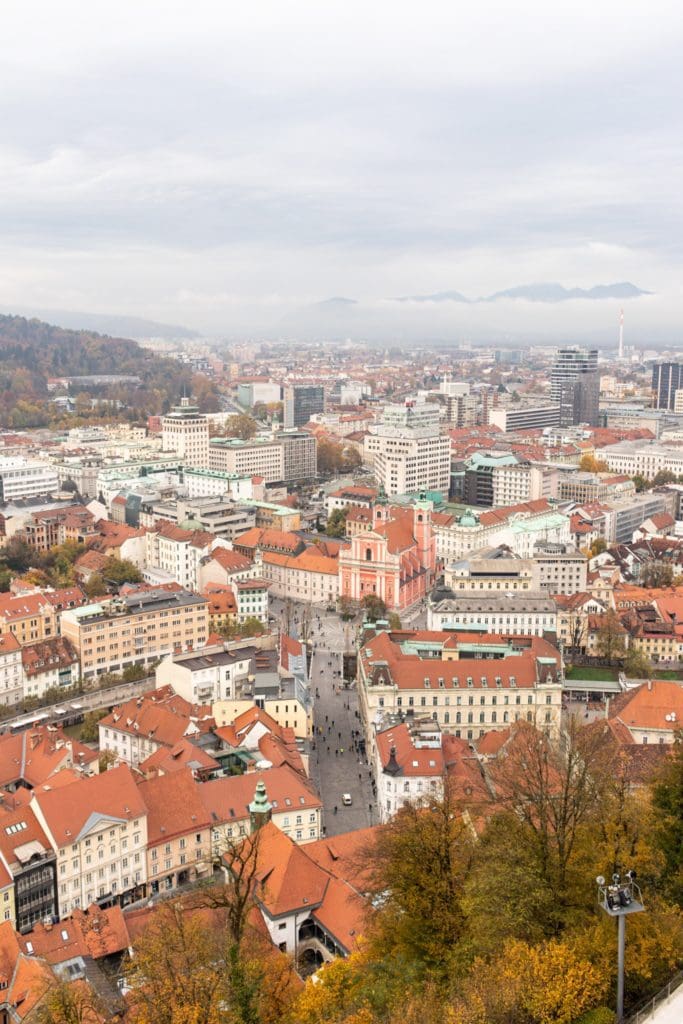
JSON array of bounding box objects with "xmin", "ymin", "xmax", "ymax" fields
[{"xmin": 618, "ymin": 308, "xmax": 624, "ymax": 360}]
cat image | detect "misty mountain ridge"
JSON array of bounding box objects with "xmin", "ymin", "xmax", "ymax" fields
[
  {"xmin": 394, "ymin": 281, "xmax": 650, "ymax": 303},
  {"xmin": 13, "ymin": 308, "xmax": 199, "ymax": 340}
]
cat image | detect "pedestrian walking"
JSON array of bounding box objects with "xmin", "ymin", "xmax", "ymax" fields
[{"xmin": 335, "ymin": 748, "xmax": 338, "ymax": 756}]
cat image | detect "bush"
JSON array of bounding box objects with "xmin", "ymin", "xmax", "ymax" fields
[{"xmin": 575, "ymin": 1009, "xmax": 616, "ymax": 1024}]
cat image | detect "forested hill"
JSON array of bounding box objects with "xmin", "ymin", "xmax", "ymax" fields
[{"xmin": 0, "ymin": 314, "xmax": 218, "ymax": 428}]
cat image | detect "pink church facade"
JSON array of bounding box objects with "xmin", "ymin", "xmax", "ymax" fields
[{"xmin": 338, "ymin": 499, "xmax": 436, "ymax": 611}]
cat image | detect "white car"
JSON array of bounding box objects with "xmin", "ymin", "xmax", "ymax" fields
[{"xmin": 342, "ymin": 793, "xmax": 352, "ymax": 806}]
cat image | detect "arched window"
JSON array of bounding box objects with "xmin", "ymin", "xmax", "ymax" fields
[
  {"xmin": 503, "ymin": 711, "xmax": 509, "ymax": 723},
  {"xmin": 444, "ymin": 712, "xmax": 450, "ymax": 724},
  {"xmin": 365, "ymin": 548, "xmax": 372, "ymax": 561},
  {"xmin": 456, "ymin": 711, "xmax": 461, "ymax": 724}
]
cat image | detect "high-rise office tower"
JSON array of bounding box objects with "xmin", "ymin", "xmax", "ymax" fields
[
  {"xmin": 161, "ymin": 397, "xmax": 210, "ymax": 468},
  {"xmin": 652, "ymin": 363, "xmax": 683, "ymax": 411},
  {"xmin": 283, "ymin": 384, "xmax": 325, "ymax": 428},
  {"xmin": 550, "ymin": 348, "xmax": 599, "ymax": 426},
  {"xmin": 365, "ymin": 398, "xmax": 451, "ymax": 496}
]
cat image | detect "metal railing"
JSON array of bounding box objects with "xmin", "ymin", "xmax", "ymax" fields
[{"xmin": 626, "ymin": 970, "xmax": 683, "ymax": 1023}]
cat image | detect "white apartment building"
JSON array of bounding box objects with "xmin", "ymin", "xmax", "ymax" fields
[
  {"xmin": 183, "ymin": 468, "xmax": 256, "ymax": 501},
  {"xmin": 0, "ymin": 633, "xmax": 23, "ymax": 707},
  {"xmin": 31, "ymin": 767, "xmax": 148, "ymax": 917},
  {"xmin": 444, "ymin": 542, "xmax": 587, "ymax": 597},
  {"xmin": 234, "ymin": 578, "xmax": 269, "ymax": 624},
  {"xmin": 145, "ymin": 521, "xmax": 214, "ymax": 593},
  {"xmin": 428, "ymin": 591, "xmax": 557, "ymax": 636},
  {"xmin": 434, "ymin": 505, "xmax": 571, "ymax": 562},
  {"xmin": 210, "ymin": 437, "xmax": 283, "ymax": 481},
  {"xmin": 492, "ymin": 463, "xmax": 559, "ymax": 506},
  {"xmin": 161, "ymin": 398, "xmax": 210, "ymax": 469},
  {"xmin": 209, "ymin": 432, "xmax": 317, "ymax": 484},
  {"xmin": 0, "ymin": 458, "xmax": 59, "ymax": 502},
  {"xmin": 156, "ymin": 646, "xmax": 254, "ymax": 704},
  {"xmin": 600, "ymin": 441, "xmax": 683, "ymax": 479},
  {"xmin": 365, "ymin": 399, "xmax": 450, "ymax": 496}
]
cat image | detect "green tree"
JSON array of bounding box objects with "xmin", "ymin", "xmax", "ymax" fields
[
  {"xmin": 102, "ymin": 555, "xmax": 142, "ymax": 586},
  {"xmin": 326, "ymin": 507, "xmax": 348, "ymax": 538},
  {"xmin": 79, "ymin": 709, "xmax": 107, "ymax": 743},
  {"xmin": 2, "ymin": 536, "xmax": 33, "ymax": 572},
  {"xmin": 387, "ymin": 612, "xmax": 402, "ymax": 630},
  {"xmin": 623, "ymin": 646, "xmax": 653, "ymax": 679},
  {"xmin": 338, "ymin": 595, "xmax": 357, "ymax": 620},
  {"xmin": 632, "ymin": 474, "xmax": 649, "ymax": 492},
  {"xmin": 361, "ymin": 594, "xmax": 387, "ymax": 622},
  {"xmin": 83, "ymin": 572, "xmax": 107, "ymax": 600},
  {"xmin": 653, "ymin": 469, "xmax": 678, "ymax": 486}
]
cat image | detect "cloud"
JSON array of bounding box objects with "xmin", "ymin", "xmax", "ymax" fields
[{"xmin": 0, "ymin": 1, "xmax": 681, "ymax": 335}]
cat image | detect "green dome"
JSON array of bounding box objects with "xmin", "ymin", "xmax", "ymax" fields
[
  {"xmin": 459, "ymin": 508, "xmax": 478, "ymax": 527},
  {"xmin": 179, "ymin": 516, "xmax": 203, "ymax": 531}
]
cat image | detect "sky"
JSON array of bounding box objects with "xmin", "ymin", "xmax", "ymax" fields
[{"xmin": 1, "ymin": 0, "xmax": 682, "ymax": 341}]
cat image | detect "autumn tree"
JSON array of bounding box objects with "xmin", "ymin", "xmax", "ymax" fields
[
  {"xmin": 579, "ymin": 454, "xmax": 609, "ymax": 473},
  {"xmin": 450, "ymin": 938, "xmax": 610, "ymax": 1024},
  {"xmin": 488, "ymin": 720, "xmax": 615, "ymax": 933},
  {"xmin": 125, "ymin": 901, "xmax": 230, "ymax": 1024},
  {"xmin": 589, "ymin": 537, "xmax": 607, "ymax": 558},
  {"xmin": 34, "ymin": 978, "xmax": 109, "ymax": 1024},
  {"xmin": 365, "ymin": 782, "xmax": 475, "ymax": 974},
  {"xmin": 651, "ymin": 733, "xmax": 683, "ymax": 905},
  {"xmin": 640, "ymin": 560, "xmax": 674, "ymax": 589},
  {"xmin": 225, "ymin": 412, "xmax": 258, "ymax": 440},
  {"xmin": 595, "ymin": 610, "xmax": 626, "ymax": 664}
]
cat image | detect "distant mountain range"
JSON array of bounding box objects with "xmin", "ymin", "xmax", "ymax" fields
[{"xmin": 394, "ymin": 281, "xmax": 650, "ymax": 303}]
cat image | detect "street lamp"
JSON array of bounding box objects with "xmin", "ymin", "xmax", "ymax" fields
[{"xmin": 596, "ymin": 870, "xmax": 645, "ymax": 1023}]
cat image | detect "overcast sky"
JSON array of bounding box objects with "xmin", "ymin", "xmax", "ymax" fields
[{"xmin": 1, "ymin": 1, "xmax": 682, "ymax": 338}]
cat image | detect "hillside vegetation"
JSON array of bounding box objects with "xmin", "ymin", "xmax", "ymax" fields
[{"xmin": 0, "ymin": 314, "xmax": 218, "ymax": 428}]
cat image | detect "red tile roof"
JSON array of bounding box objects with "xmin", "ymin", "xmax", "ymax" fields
[
  {"xmin": 0, "ymin": 726, "xmax": 97, "ymax": 789},
  {"xmin": 30, "ymin": 765, "xmax": 147, "ymax": 847},
  {"xmin": 610, "ymin": 680, "xmax": 683, "ymax": 732},
  {"xmin": 137, "ymin": 769, "xmax": 212, "ymax": 846},
  {"xmin": 21, "ymin": 636, "xmax": 78, "ymax": 678},
  {"xmin": 199, "ymin": 765, "xmax": 320, "ymax": 827},
  {"xmin": 99, "ymin": 688, "xmax": 215, "ymax": 748}
]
